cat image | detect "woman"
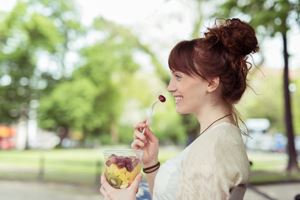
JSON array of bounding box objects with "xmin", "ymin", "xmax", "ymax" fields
[{"xmin": 100, "ymin": 18, "xmax": 259, "ymax": 200}]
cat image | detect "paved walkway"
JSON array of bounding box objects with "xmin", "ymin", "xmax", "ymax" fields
[
  {"xmin": 0, "ymin": 181, "xmax": 100, "ymax": 200},
  {"xmin": 245, "ymin": 183, "xmax": 300, "ymax": 200},
  {"xmin": 0, "ymin": 180, "xmax": 299, "ymax": 200}
]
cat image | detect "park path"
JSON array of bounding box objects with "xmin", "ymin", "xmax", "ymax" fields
[
  {"xmin": 0, "ymin": 180, "xmax": 299, "ymax": 200},
  {"xmin": 0, "ymin": 181, "xmax": 100, "ymax": 200},
  {"xmin": 246, "ymin": 183, "xmax": 300, "ymax": 200}
]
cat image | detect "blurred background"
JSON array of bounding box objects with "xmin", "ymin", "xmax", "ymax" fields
[{"xmin": 0, "ymin": 0, "xmax": 299, "ymax": 199}]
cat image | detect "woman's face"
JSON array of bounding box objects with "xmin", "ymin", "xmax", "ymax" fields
[{"xmin": 167, "ymin": 70, "xmax": 208, "ymax": 114}]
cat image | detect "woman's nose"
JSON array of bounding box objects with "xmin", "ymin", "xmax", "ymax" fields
[{"xmin": 167, "ymin": 81, "xmax": 176, "ymax": 93}]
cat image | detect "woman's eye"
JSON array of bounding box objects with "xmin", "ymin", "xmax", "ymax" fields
[{"xmin": 175, "ymin": 74, "xmax": 182, "ymax": 80}]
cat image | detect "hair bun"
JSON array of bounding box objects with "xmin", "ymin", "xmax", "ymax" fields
[{"xmin": 206, "ymin": 18, "xmax": 259, "ymax": 57}]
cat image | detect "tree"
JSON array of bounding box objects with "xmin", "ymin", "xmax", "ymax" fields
[
  {"xmin": 38, "ymin": 78, "xmax": 98, "ymax": 144},
  {"xmin": 218, "ymin": 0, "xmax": 300, "ymax": 172},
  {"xmin": 28, "ymin": 0, "xmax": 84, "ymax": 80},
  {"xmin": 38, "ymin": 18, "xmax": 141, "ymax": 144},
  {"xmin": 0, "ymin": 0, "xmax": 82, "ymax": 149},
  {"xmin": 0, "ymin": 2, "xmax": 66, "ymax": 148},
  {"xmin": 93, "ymin": 17, "xmax": 170, "ymax": 83}
]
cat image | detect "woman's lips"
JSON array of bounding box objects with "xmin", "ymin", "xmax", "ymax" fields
[{"xmin": 174, "ymin": 96, "xmax": 183, "ymax": 104}]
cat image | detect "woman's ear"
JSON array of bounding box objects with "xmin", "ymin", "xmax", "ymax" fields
[{"xmin": 207, "ymin": 77, "xmax": 220, "ymax": 93}]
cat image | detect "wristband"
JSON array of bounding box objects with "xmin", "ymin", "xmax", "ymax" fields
[{"xmin": 143, "ymin": 161, "xmax": 160, "ymax": 173}]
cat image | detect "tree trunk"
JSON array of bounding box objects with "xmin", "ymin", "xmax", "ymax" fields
[
  {"xmin": 58, "ymin": 126, "xmax": 69, "ymax": 147},
  {"xmin": 24, "ymin": 117, "xmax": 30, "ymax": 150},
  {"xmin": 282, "ymin": 32, "xmax": 299, "ymax": 172},
  {"xmin": 21, "ymin": 106, "xmax": 30, "ymax": 150}
]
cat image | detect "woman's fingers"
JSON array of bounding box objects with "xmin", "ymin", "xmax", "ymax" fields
[
  {"xmin": 129, "ymin": 173, "xmax": 142, "ymax": 190},
  {"xmin": 131, "ymin": 139, "xmax": 145, "ymax": 149},
  {"xmin": 143, "ymin": 127, "xmax": 157, "ymax": 143},
  {"xmin": 100, "ymin": 186, "xmax": 109, "ymax": 199},
  {"xmin": 100, "ymin": 175, "xmax": 110, "ymax": 199},
  {"xmin": 132, "ymin": 121, "xmax": 158, "ymax": 150},
  {"xmin": 131, "ymin": 129, "xmax": 148, "ymax": 149},
  {"xmin": 134, "ymin": 121, "xmax": 147, "ymax": 132},
  {"xmin": 134, "ymin": 131, "xmax": 147, "ymax": 142},
  {"xmin": 101, "ymin": 174, "xmax": 114, "ymax": 194},
  {"xmin": 101, "ymin": 173, "xmax": 106, "ymax": 184}
]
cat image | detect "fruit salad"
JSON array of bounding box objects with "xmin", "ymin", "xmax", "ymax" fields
[{"xmin": 104, "ymin": 150, "xmax": 142, "ymax": 189}]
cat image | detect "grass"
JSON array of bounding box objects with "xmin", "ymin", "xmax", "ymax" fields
[
  {"xmin": 248, "ymin": 151, "xmax": 300, "ymax": 184},
  {"xmin": 0, "ymin": 149, "xmax": 102, "ymax": 185},
  {"xmin": 0, "ymin": 148, "xmax": 299, "ymax": 185},
  {"xmin": 0, "ymin": 146, "xmax": 180, "ymax": 185},
  {"xmin": 250, "ymin": 170, "xmax": 300, "ymax": 184}
]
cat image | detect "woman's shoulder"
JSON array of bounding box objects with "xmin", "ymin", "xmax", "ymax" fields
[
  {"xmin": 178, "ymin": 123, "xmax": 250, "ymax": 200},
  {"xmin": 208, "ymin": 122, "xmax": 241, "ymax": 136},
  {"xmin": 185, "ymin": 122, "xmax": 250, "ymax": 173},
  {"xmin": 192, "ymin": 122, "xmax": 241, "ymax": 146},
  {"xmin": 188, "ymin": 122, "xmax": 246, "ymax": 158}
]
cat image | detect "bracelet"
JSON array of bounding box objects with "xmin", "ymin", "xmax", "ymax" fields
[
  {"xmin": 143, "ymin": 162, "xmax": 160, "ymax": 174},
  {"xmin": 143, "ymin": 165, "xmax": 160, "ymax": 173}
]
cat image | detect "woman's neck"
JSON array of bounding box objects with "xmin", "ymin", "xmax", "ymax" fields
[{"xmin": 196, "ymin": 103, "xmax": 234, "ymax": 133}]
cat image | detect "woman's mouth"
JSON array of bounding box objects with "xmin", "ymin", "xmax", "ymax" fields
[{"xmin": 174, "ymin": 96, "xmax": 183, "ymax": 104}]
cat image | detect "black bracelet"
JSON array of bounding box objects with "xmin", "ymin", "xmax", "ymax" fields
[
  {"xmin": 143, "ymin": 165, "xmax": 160, "ymax": 173},
  {"xmin": 143, "ymin": 161, "xmax": 160, "ymax": 171},
  {"xmin": 143, "ymin": 162, "xmax": 160, "ymax": 173}
]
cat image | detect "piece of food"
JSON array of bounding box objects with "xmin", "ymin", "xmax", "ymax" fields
[{"xmin": 158, "ymin": 95, "xmax": 166, "ymax": 102}]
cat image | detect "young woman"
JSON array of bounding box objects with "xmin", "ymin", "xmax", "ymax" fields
[{"xmin": 100, "ymin": 18, "xmax": 259, "ymax": 200}]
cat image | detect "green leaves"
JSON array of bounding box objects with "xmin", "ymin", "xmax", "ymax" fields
[
  {"xmin": 218, "ymin": 0, "xmax": 297, "ymax": 35},
  {"xmin": 1, "ymin": 1, "xmax": 185, "ymax": 145},
  {"xmin": 25, "ymin": 13, "xmax": 64, "ymax": 52},
  {"xmin": 38, "ymin": 79, "xmax": 97, "ymax": 129},
  {"xmin": 37, "ymin": 19, "xmax": 142, "ymax": 141},
  {"xmin": 0, "ymin": 0, "xmax": 81, "ymax": 125}
]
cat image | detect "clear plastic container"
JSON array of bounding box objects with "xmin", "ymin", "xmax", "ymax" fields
[{"xmin": 103, "ymin": 149, "xmax": 143, "ymax": 189}]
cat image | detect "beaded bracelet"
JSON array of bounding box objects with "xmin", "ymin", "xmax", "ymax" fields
[{"xmin": 143, "ymin": 162, "xmax": 160, "ymax": 174}]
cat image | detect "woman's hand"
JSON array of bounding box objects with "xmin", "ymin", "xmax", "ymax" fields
[
  {"xmin": 131, "ymin": 121, "xmax": 159, "ymax": 168},
  {"xmin": 100, "ymin": 173, "xmax": 142, "ymax": 200}
]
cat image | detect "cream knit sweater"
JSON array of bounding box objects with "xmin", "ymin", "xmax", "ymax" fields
[{"xmin": 176, "ymin": 122, "xmax": 250, "ymax": 200}]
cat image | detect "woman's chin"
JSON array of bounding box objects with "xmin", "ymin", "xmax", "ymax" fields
[{"xmin": 176, "ymin": 107, "xmax": 189, "ymax": 115}]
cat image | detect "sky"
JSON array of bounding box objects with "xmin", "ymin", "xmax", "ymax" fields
[{"xmin": 1, "ymin": 0, "xmax": 300, "ymax": 69}]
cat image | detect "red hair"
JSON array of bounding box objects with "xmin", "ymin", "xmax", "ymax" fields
[{"xmin": 168, "ymin": 18, "xmax": 259, "ymax": 104}]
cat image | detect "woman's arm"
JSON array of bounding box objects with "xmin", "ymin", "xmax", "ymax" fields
[
  {"xmin": 131, "ymin": 121, "xmax": 160, "ymax": 197},
  {"xmin": 143, "ymin": 160, "xmax": 159, "ymax": 195}
]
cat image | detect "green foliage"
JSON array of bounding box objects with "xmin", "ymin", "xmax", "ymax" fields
[
  {"xmin": 1, "ymin": 0, "xmax": 187, "ymax": 146},
  {"xmin": 93, "ymin": 17, "xmax": 169, "ymax": 83},
  {"xmin": 37, "ymin": 15, "xmax": 188, "ymax": 145},
  {"xmin": 238, "ymin": 70, "xmax": 284, "ymax": 132},
  {"xmin": 25, "ymin": 13, "xmax": 64, "ymax": 52},
  {"xmin": 0, "ymin": 0, "xmax": 81, "ymax": 125},
  {"xmin": 152, "ymin": 110, "xmax": 186, "ymax": 145},
  {"xmin": 217, "ymin": 0, "xmax": 300, "ymax": 39},
  {"xmin": 237, "ymin": 69, "xmax": 300, "ymax": 135},
  {"xmin": 38, "ymin": 78, "xmax": 97, "ymax": 129},
  {"xmin": 292, "ymin": 78, "xmax": 300, "ymax": 134},
  {"xmin": 38, "ymin": 18, "xmax": 142, "ymax": 141}
]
